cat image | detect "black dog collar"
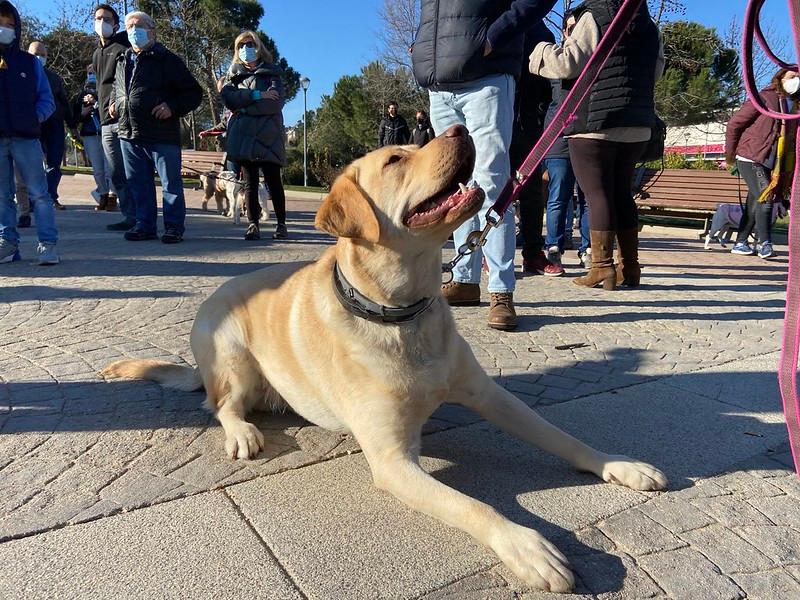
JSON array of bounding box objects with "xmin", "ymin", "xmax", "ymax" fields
[{"xmin": 332, "ymin": 261, "xmax": 436, "ymax": 324}]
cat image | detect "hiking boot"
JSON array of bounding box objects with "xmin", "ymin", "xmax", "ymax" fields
[
  {"xmin": 53, "ymin": 200, "xmax": 66, "ymax": 210},
  {"xmin": 758, "ymin": 241, "xmax": 777, "ymax": 259},
  {"xmin": 441, "ymin": 281, "xmax": 480, "ymax": 306},
  {"xmin": 105, "ymin": 194, "xmax": 118, "ymax": 211},
  {"xmin": 17, "ymin": 214, "xmax": 31, "ymax": 228},
  {"xmin": 37, "ymin": 243, "xmax": 59, "ymax": 265},
  {"xmin": 244, "ymin": 223, "xmax": 261, "ymax": 240},
  {"xmin": 615, "ymin": 228, "xmax": 641, "ymax": 288},
  {"xmin": 107, "ymin": 218, "xmax": 136, "ymax": 231},
  {"xmin": 488, "ymin": 293, "xmax": 517, "ymax": 331},
  {"xmin": 124, "ymin": 229, "xmax": 158, "ymax": 241},
  {"xmin": 273, "ymin": 223, "xmax": 288, "ymax": 239},
  {"xmin": 0, "ymin": 240, "xmax": 20, "ymax": 263},
  {"xmin": 523, "ymin": 251, "xmax": 564, "ymax": 277},
  {"xmin": 574, "ymin": 230, "xmax": 616, "ymax": 290},
  {"xmin": 731, "ymin": 241, "xmax": 756, "ymax": 255},
  {"xmin": 161, "ymin": 228, "xmax": 183, "ymax": 244}
]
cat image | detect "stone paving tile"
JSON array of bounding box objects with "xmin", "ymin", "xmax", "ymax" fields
[
  {"xmin": 638, "ymin": 547, "xmax": 745, "ymax": 600},
  {"xmin": 597, "ymin": 508, "xmax": 685, "ymax": 556},
  {"xmin": 731, "ymin": 570, "xmax": 800, "ymax": 600},
  {"xmin": 679, "ymin": 524, "xmax": 774, "ymax": 574}
]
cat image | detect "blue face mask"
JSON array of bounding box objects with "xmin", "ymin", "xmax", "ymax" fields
[
  {"xmin": 0, "ymin": 26, "xmax": 15, "ymax": 45},
  {"xmin": 238, "ymin": 45, "xmax": 257, "ymax": 63},
  {"xmin": 128, "ymin": 27, "xmax": 150, "ymax": 49},
  {"xmin": 87, "ymin": 74, "xmax": 97, "ymax": 85},
  {"xmin": 36, "ymin": 55, "xmax": 47, "ymax": 67}
]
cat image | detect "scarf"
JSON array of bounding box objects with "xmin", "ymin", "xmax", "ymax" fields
[{"xmin": 759, "ymin": 97, "xmax": 796, "ymax": 203}]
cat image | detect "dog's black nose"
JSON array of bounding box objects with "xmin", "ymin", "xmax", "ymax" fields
[{"xmin": 444, "ymin": 124, "xmax": 468, "ymax": 138}]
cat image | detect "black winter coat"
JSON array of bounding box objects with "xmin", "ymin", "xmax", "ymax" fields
[
  {"xmin": 378, "ymin": 115, "xmax": 410, "ymax": 147},
  {"xmin": 71, "ymin": 87, "xmax": 102, "ymax": 137},
  {"xmin": 112, "ymin": 43, "xmax": 202, "ymax": 146},
  {"xmin": 412, "ymin": 0, "xmax": 557, "ymax": 90},
  {"xmin": 221, "ymin": 62, "xmax": 286, "ymax": 166},
  {"xmin": 410, "ymin": 122, "xmax": 435, "ymax": 147},
  {"xmin": 43, "ymin": 68, "xmax": 71, "ymax": 125},
  {"xmin": 92, "ymin": 31, "xmax": 130, "ymax": 125}
]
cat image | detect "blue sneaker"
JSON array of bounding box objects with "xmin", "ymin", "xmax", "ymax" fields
[
  {"xmin": 731, "ymin": 241, "xmax": 756, "ymax": 255},
  {"xmin": 0, "ymin": 240, "xmax": 20, "ymax": 263},
  {"xmin": 758, "ymin": 241, "xmax": 777, "ymax": 259}
]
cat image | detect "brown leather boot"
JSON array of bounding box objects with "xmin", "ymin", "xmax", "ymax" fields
[
  {"xmin": 574, "ymin": 230, "xmax": 617, "ymax": 290},
  {"xmin": 442, "ymin": 281, "xmax": 481, "ymax": 306},
  {"xmin": 106, "ymin": 194, "xmax": 118, "ymax": 212},
  {"xmin": 615, "ymin": 228, "xmax": 641, "ymax": 288},
  {"xmin": 95, "ymin": 193, "xmax": 109, "ymax": 211},
  {"xmin": 488, "ymin": 293, "xmax": 517, "ymax": 331}
]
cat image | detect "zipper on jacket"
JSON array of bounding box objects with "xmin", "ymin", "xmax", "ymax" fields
[{"xmin": 432, "ymin": 0, "xmax": 439, "ymax": 88}]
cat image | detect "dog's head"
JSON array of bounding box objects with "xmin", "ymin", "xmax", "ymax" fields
[{"xmin": 315, "ymin": 125, "xmax": 484, "ymax": 249}]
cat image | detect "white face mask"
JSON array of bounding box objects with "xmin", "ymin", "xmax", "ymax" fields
[
  {"xmin": 783, "ymin": 77, "xmax": 800, "ymax": 96},
  {"xmin": 95, "ymin": 20, "xmax": 114, "ymax": 39}
]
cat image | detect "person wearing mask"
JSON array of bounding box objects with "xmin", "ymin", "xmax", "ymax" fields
[
  {"xmin": 530, "ymin": 1, "xmax": 663, "ymax": 290},
  {"xmin": 378, "ymin": 101, "xmax": 410, "ymax": 147},
  {"xmin": 410, "ymin": 110, "xmax": 435, "ymax": 147},
  {"xmin": 72, "ymin": 66, "xmax": 113, "ymax": 210},
  {"xmin": 725, "ymin": 68, "xmax": 799, "ymax": 260},
  {"xmin": 413, "ymin": 0, "xmax": 557, "ymax": 330},
  {"xmin": 222, "ymin": 30, "xmax": 288, "ymax": 241},
  {"xmin": 26, "ymin": 41, "xmax": 70, "ymax": 213},
  {"xmin": 109, "ymin": 10, "xmax": 202, "ymax": 243},
  {"xmin": 0, "ymin": 0, "xmax": 59, "ymax": 265},
  {"xmin": 92, "ymin": 3, "xmax": 134, "ymax": 230}
]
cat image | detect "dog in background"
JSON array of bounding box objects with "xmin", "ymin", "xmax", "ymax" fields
[
  {"xmin": 199, "ymin": 170, "xmax": 270, "ymax": 225},
  {"xmin": 704, "ymin": 202, "xmax": 786, "ymax": 249}
]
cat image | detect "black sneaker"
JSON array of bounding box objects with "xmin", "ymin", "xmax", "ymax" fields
[
  {"xmin": 273, "ymin": 223, "xmax": 288, "ymax": 239},
  {"xmin": 244, "ymin": 223, "xmax": 260, "ymax": 240},
  {"xmin": 161, "ymin": 228, "xmax": 183, "ymax": 244},
  {"xmin": 53, "ymin": 200, "xmax": 66, "ymax": 210},
  {"xmin": 107, "ymin": 218, "xmax": 137, "ymax": 231},
  {"xmin": 17, "ymin": 215, "xmax": 31, "ymax": 228},
  {"xmin": 124, "ymin": 229, "xmax": 158, "ymax": 241}
]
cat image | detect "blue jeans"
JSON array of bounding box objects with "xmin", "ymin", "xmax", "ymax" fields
[
  {"xmin": 576, "ymin": 186, "xmax": 590, "ymax": 253},
  {"xmin": 83, "ymin": 134, "xmax": 111, "ymax": 197},
  {"xmin": 40, "ymin": 119, "xmax": 65, "ymax": 202},
  {"xmin": 120, "ymin": 139, "xmax": 186, "ymax": 235},
  {"xmin": 543, "ymin": 158, "xmax": 576, "ymax": 252},
  {"xmin": 0, "ymin": 137, "xmax": 58, "ymax": 245},
  {"xmin": 429, "ymin": 74, "xmax": 516, "ymax": 293},
  {"xmin": 102, "ymin": 124, "xmax": 134, "ymax": 220}
]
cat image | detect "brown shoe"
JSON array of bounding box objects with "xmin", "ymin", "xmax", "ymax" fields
[
  {"xmin": 106, "ymin": 194, "xmax": 118, "ymax": 212},
  {"xmin": 441, "ymin": 281, "xmax": 480, "ymax": 306},
  {"xmin": 615, "ymin": 228, "xmax": 641, "ymax": 288},
  {"xmin": 574, "ymin": 230, "xmax": 617, "ymax": 290},
  {"xmin": 488, "ymin": 293, "xmax": 517, "ymax": 331}
]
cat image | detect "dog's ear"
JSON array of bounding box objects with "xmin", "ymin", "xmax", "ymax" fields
[{"xmin": 315, "ymin": 172, "xmax": 380, "ymax": 242}]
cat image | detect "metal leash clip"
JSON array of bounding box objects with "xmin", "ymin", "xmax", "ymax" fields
[{"xmin": 441, "ymin": 221, "xmax": 497, "ymax": 284}]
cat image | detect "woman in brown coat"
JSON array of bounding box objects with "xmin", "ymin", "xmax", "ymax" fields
[{"xmin": 725, "ymin": 69, "xmax": 799, "ymax": 259}]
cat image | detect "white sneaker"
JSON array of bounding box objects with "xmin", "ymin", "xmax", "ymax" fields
[
  {"xmin": 37, "ymin": 243, "xmax": 59, "ymax": 265},
  {"xmin": 579, "ymin": 248, "xmax": 591, "ymax": 268},
  {"xmin": 546, "ymin": 245, "xmax": 562, "ymax": 268},
  {"xmin": 0, "ymin": 240, "xmax": 20, "ymax": 263}
]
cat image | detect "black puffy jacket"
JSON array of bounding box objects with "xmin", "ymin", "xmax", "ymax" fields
[
  {"xmin": 112, "ymin": 43, "xmax": 202, "ymax": 146},
  {"xmin": 92, "ymin": 31, "xmax": 130, "ymax": 125},
  {"xmin": 43, "ymin": 68, "xmax": 71, "ymax": 125},
  {"xmin": 412, "ymin": 0, "xmax": 556, "ymax": 90}
]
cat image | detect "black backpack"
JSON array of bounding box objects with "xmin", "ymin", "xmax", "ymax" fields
[{"xmin": 640, "ymin": 115, "xmax": 666, "ymax": 163}]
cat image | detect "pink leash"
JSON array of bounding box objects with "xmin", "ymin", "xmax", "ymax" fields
[{"xmin": 743, "ymin": 0, "xmax": 800, "ymax": 476}]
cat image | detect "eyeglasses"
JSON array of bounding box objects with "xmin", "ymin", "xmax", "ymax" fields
[{"xmin": 240, "ymin": 41, "xmax": 255, "ymax": 48}]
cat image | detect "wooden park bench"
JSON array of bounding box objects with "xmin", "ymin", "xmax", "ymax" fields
[
  {"xmin": 633, "ymin": 168, "xmax": 744, "ymax": 235},
  {"xmin": 180, "ymin": 150, "xmax": 226, "ymax": 178}
]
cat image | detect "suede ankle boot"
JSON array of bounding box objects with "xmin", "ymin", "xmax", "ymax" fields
[
  {"xmin": 574, "ymin": 230, "xmax": 616, "ymax": 290},
  {"xmin": 615, "ymin": 228, "xmax": 640, "ymax": 287}
]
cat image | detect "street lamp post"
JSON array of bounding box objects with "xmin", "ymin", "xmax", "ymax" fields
[{"xmin": 300, "ymin": 76, "xmax": 310, "ymax": 188}]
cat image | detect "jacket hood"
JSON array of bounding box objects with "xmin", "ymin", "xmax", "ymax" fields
[
  {"xmin": 229, "ymin": 61, "xmax": 283, "ymax": 78},
  {"xmin": 107, "ymin": 30, "xmax": 131, "ymax": 48},
  {"xmin": 0, "ymin": 1, "xmax": 22, "ymax": 48}
]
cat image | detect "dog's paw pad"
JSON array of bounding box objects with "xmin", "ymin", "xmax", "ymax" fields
[
  {"xmin": 492, "ymin": 523, "xmax": 574, "ymax": 592},
  {"xmin": 224, "ymin": 422, "xmax": 265, "ymax": 460},
  {"xmin": 602, "ymin": 455, "xmax": 668, "ymax": 491}
]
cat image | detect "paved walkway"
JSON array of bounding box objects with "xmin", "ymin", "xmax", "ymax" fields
[{"xmin": 0, "ymin": 175, "xmax": 797, "ymax": 599}]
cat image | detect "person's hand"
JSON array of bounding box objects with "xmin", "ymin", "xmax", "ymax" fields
[
  {"xmin": 70, "ymin": 128, "xmax": 80, "ymax": 139},
  {"xmin": 108, "ymin": 102, "xmax": 117, "ymax": 118},
  {"xmin": 728, "ymin": 164, "xmax": 739, "ymax": 177},
  {"xmin": 83, "ymin": 94, "xmax": 95, "ymax": 105},
  {"xmin": 483, "ymin": 40, "xmax": 492, "ymax": 56},
  {"xmin": 152, "ymin": 102, "xmax": 172, "ymax": 120},
  {"xmin": 263, "ymin": 89, "xmax": 279, "ymax": 101}
]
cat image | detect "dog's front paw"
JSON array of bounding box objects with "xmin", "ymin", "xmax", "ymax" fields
[
  {"xmin": 601, "ymin": 455, "xmax": 668, "ymax": 491},
  {"xmin": 224, "ymin": 422, "xmax": 265, "ymax": 459},
  {"xmin": 491, "ymin": 522, "xmax": 574, "ymax": 592}
]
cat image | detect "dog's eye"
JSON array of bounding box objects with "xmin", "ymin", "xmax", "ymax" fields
[{"xmin": 384, "ymin": 154, "xmax": 404, "ymax": 168}]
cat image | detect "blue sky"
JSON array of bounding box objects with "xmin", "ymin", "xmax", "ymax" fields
[{"xmin": 15, "ymin": 0, "xmax": 797, "ymax": 126}]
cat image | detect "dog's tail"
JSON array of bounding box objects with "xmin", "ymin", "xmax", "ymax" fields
[{"xmin": 102, "ymin": 359, "xmax": 203, "ymax": 392}]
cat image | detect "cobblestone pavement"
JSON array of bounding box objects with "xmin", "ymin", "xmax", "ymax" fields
[{"xmin": 0, "ymin": 175, "xmax": 797, "ymax": 599}]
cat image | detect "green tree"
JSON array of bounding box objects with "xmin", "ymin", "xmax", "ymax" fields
[{"xmin": 656, "ymin": 21, "xmax": 740, "ymax": 125}]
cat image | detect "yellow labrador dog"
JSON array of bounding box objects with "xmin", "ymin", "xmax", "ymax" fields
[{"xmin": 103, "ymin": 125, "xmax": 667, "ymax": 593}]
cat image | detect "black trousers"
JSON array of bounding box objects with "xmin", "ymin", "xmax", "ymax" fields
[
  {"xmin": 511, "ymin": 128, "xmax": 545, "ymax": 259},
  {"xmin": 735, "ymin": 160, "xmax": 775, "ymax": 244},
  {"xmin": 241, "ymin": 161, "xmax": 286, "ymax": 225},
  {"xmin": 568, "ymin": 138, "xmax": 645, "ymax": 231}
]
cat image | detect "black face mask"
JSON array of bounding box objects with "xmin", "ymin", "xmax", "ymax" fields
[{"xmin": 417, "ymin": 118, "xmax": 425, "ymax": 125}]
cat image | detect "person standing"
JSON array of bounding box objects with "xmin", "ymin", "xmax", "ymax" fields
[
  {"xmin": 725, "ymin": 68, "xmax": 799, "ymax": 260},
  {"xmin": 378, "ymin": 101, "xmax": 410, "ymax": 147},
  {"xmin": 530, "ymin": 1, "xmax": 663, "ymax": 289},
  {"xmin": 92, "ymin": 3, "xmax": 133, "ymax": 228},
  {"xmin": 72, "ymin": 66, "xmax": 113, "ymax": 210},
  {"xmin": 410, "ymin": 110, "xmax": 435, "ymax": 147},
  {"xmin": 412, "ymin": 0, "xmax": 557, "ymax": 330},
  {"xmin": 0, "ymin": 0, "xmax": 59, "ymax": 265},
  {"xmin": 26, "ymin": 41, "xmax": 70, "ymax": 213},
  {"xmin": 110, "ymin": 10, "xmax": 202, "ymax": 243},
  {"xmin": 222, "ymin": 30, "xmax": 288, "ymax": 241}
]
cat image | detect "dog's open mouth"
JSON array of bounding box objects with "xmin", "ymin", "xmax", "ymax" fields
[{"xmin": 404, "ymin": 167, "xmax": 484, "ymax": 228}]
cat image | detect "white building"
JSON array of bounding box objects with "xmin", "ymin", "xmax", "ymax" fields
[{"xmin": 665, "ymin": 122, "xmax": 727, "ymax": 160}]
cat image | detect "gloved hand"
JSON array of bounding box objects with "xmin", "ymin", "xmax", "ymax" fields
[{"xmin": 728, "ymin": 164, "xmax": 739, "ymax": 177}]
